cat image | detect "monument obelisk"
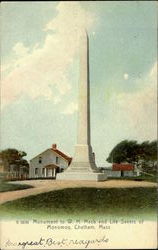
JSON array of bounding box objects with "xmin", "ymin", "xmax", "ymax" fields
[{"xmin": 57, "ymin": 30, "xmax": 107, "ymax": 181}]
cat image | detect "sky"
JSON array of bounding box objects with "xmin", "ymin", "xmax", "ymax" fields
[{"xmin": 1, "ymin": 1, "xmax": 157, "ymax": 166}]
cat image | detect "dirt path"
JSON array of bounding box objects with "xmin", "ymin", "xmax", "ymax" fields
[{"xmin": 0, "ymin": 179, "xmax": 156, "ymax": 205}]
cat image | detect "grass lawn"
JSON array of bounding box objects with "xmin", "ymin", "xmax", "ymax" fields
[
  {"xmin": 0, "ymin": 182, "xmax": 33, "ymax": 192},
  {"xmin": 0, "ymin": 187, "xmax": 157, "ymax": 220}
]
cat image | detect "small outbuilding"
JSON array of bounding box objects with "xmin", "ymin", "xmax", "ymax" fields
[
  {"xmin": 112, "ymin": 163, "xmax": 135, "ymax": 177},
  {"xmin": 102, "ymin": 163, "xmax": 140, "ymax": 178}
]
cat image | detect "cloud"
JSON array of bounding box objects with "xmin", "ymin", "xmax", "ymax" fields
[
  {"xmin": 109, "ymin": 62, "xmax": 157, "ymax": 141},
  {"xmin": 62, "ymin": 101, "xmax": 78, "ymax": 115},
  {"xmin": 45, "ymin": 2, "xmax": 96, "ymax": 33},
  {"xmin": 123, "ymin": 73, "xmax": 129, "ymax": 80},
  {"xmin": 13, "ymin": 42, "xmax": 30, "ymax": 57},
  {"xmin": 1, "ymin": 2, "xmax": 96, "ymax": 109},
  {"xmin": 53, "ymin": 96, "xmax": 62, "ymax": 105}
]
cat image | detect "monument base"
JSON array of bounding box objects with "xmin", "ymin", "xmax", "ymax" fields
[{"xmin": 56, "ymin": 172, "xmax": 107, "ymax": 181}]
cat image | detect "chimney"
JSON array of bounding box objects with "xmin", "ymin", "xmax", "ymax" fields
[{"xmin": 52, "ymin": 144, "xmax": 57, "ymax": 149}]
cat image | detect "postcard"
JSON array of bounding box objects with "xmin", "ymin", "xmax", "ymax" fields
[{"xmin": 0, "ymin": 1, "xmax": 157, "ymax": 249}]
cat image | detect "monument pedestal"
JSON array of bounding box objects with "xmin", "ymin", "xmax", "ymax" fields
[
  {"xmin": 57, "ymin": 172, "xmax": 107, "ymax": 181},
  {"xmin": 56, "ymin": 144, "xmax": 107, "ymax": 181}
]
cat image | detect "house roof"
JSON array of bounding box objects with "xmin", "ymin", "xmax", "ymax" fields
[
  {"xmin": 112, "ymin": 163, "xmax": 134, "ymax": 171},
  {"xmin": 51, "ymin": 148, "xmax": 72, "ymax": 165},
  {"xmin": 30, "ymin": 145, "xmax": 72, "ymax": 164}
]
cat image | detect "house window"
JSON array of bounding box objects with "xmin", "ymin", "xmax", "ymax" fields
[
  {"xmin": 39, "ymin": 157, "xmax": 42, "ymax": 164},
  {"xmin": 35, "ymin": 168, "xmax": 38, "ymax": 175},
  {"xmin": 56, "ymin": 157, "xmax": 59, "ymax": 164},
  {"xmin": 42, "ymin": 168, "xmax": 45, "ymax": 175}
]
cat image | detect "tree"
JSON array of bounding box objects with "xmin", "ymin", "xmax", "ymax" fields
[
  {"xmin": 106, "ymin": 140, "xmax": 157, "ymax": 174},
  {"xmin": 106, "ymin": 140, "xmax": 139, "ymax": 164},
  {"xmin": 149, "ymin": 140, "xmax": 157, "ymax": 161},
  {"xmin": 0, "ymin": 148, "xmax": 29, "ymax": 173},
  {"xmin": 139, "ymin": 140, "xmax": 157, "ymax": 174}
]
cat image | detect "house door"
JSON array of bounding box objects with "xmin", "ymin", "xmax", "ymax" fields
[
  {"xmin": 47, "ymin": 169, "xmax": 53, "ymax": 177},
  {"xmin": 56, "ymin": 167, "xmax": 60, "ymax": 174},
  {"xmin": 121, "ymin": 170, "xmax": 124, "ymax": 177}
]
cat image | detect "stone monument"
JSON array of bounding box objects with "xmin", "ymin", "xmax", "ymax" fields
[{"xmin": 57, "ymin": 30, "xmax": 107, "ymax": 181}]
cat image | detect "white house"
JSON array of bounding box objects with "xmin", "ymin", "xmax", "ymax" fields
[{"xmin": 29, "ymin": 144, "xmax": 72, "ymax": 179}]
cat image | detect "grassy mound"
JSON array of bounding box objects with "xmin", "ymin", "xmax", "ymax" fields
[{"xmin": 0, "ymin": 187, "xmax": 157, "ymax": 219}]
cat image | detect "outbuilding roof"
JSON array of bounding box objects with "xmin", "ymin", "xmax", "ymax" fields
[{"xmin": 112, "ymin": 163, "xmax": 134, "ymax": 171}]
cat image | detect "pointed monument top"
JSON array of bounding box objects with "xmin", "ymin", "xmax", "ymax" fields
[
  {"xmin": 79, "ymin": 28, "xmax": 89, "ymax": 43},
  {"xmin": 85, "ymin": 28, "xmax": 88, "ymax": 36}
]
